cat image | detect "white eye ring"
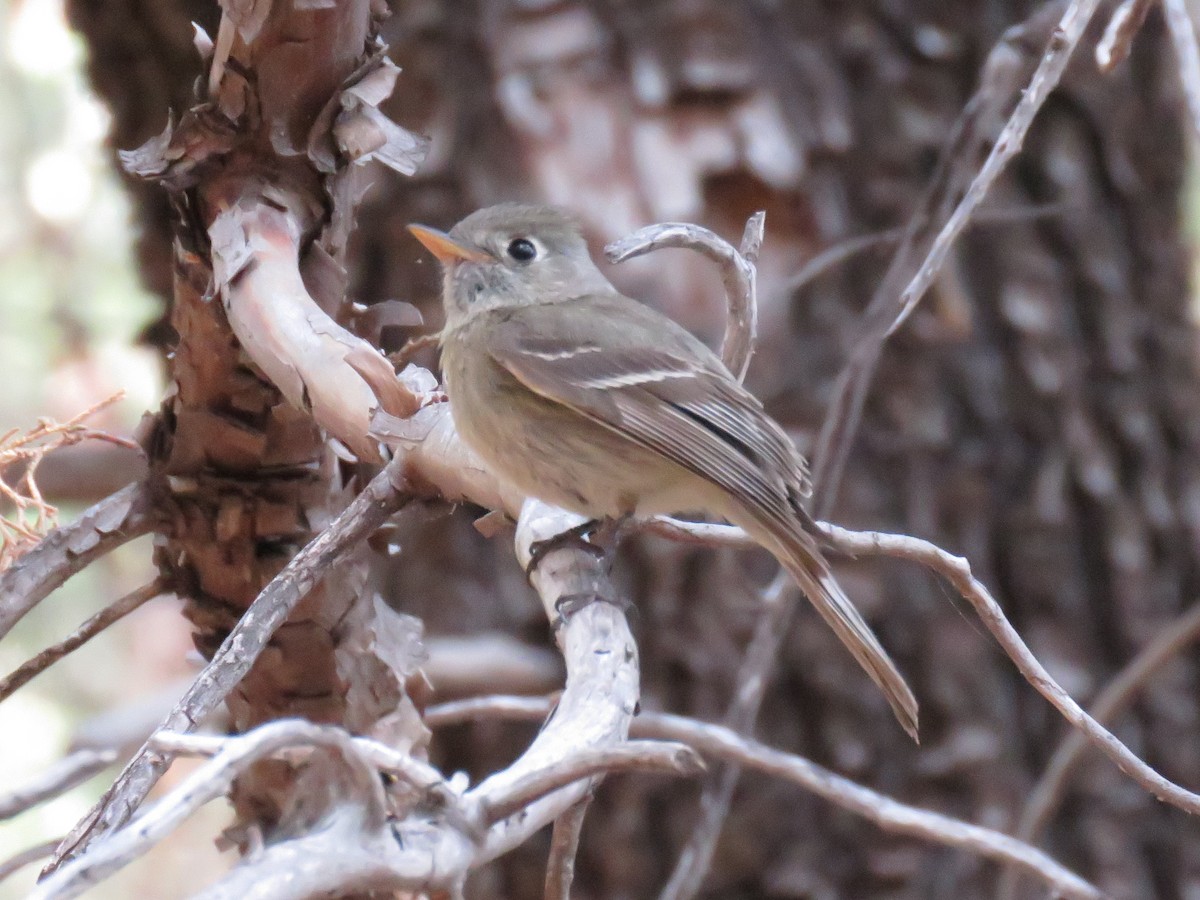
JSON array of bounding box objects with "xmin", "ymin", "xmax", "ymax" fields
[{"xmin": 506, "ymin": 237, "xmax": 539, "ymax": 262}]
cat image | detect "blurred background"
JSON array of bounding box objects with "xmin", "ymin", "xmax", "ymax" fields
[
  {"xmin": 3, "ymin": 0, "xmax": 1200, "ymax": 898},
  {"xmin": 0, "ymin": 0, "xmax": 219, "ymax": 895}
]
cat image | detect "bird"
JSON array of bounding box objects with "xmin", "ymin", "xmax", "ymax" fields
[{"xmin": 408, "ymin": 203, "xmax": 918, "ymax": 739}]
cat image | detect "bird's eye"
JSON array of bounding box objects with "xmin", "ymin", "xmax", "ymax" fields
[{"xmin": 507, "ymin": 238, "xmax": 537, "ymax": 262}]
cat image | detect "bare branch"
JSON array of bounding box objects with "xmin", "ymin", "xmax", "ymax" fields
[
  {"xmin": 816, "ymin": 523, "xmax": 1200, "ymax": 817},
  {"xmin": 0, "ymin": 482, "xmax": 153, "ymax": 641},
  {"xmin": 605, "ymin": 213, "xmax": 764, "ymax": 382},
  {"xmin": 0, "ymin": 581, "xmax": 165, "ymax": 705},
  {"xmin": 1164, "ymin": 0, "xmax": 1200, "ymax": 138},
  {"xmin": 0, "ymin": 751, "xmax": 117, "ymax": 821},
  {"xmin": 999, "ymin": 601, "xmax": 1200, "ymax": 900},
  {"xmin": 810, "ymin": 0, "xmax": 1098, "ymax": 516},
  {"xmin": 643, "ymin": 514, "xmax": 1200, "ymax": 819},
  {"xmin": 544, "ymin": 799, "xmax": 590, "ymax": 900},
  {"xmin": 425, "ymin": 696, "xmax": 1102, "ymax": 900},
  {"xmin": 1096, "ymin": 0, "xmax": 1157, "ymax": 71},
  {"xmin": 149, "ymin": 726, "xmax": 454, "ymax": 806},
  {"xmin": 48, "ymin": 457, "xmax": 412, "ymax": 870}
]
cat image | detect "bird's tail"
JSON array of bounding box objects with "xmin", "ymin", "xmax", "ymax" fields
[{"xmin": 748, "ymin": 516, "xmax": 919, "ymax": 741}]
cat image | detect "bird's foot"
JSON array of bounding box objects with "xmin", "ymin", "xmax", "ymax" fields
[
  {"xmin": 553, "ymin": 591, "xmax": 634, "ymax": 628},
  {"xmin": 525, "ymin": 513, "xmax": 635, "ymax": 577}
]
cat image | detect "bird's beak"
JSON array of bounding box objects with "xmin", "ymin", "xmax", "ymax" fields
[{"xmin": 407, "ymin": 224, "xmax": 491, "ymax": 264}]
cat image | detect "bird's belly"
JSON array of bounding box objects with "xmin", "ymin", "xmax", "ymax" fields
[{"xmin": 451, "ymin": 384, "xmax": 685, "ymax": 519}]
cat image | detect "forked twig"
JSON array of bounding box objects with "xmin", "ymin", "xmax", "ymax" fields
[
  {"xmin": 425, "ymin": 696, "xmax": 1102, "ymax": 900},
  {"xmin": 47, "ymin": 457, "xmax": 412, "ymax": 871}
]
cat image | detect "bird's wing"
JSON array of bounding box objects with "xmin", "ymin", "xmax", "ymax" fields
[
  {"xmin": 487, "ymin": 299, "xmax": 811, "ymax": 514},
  {"xmin": 487, "ymin": 299, "xmax": 917, "ymax": 739}
]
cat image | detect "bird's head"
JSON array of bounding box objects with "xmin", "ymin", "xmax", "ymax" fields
[{"xmin": 408, "ymin": 203, "xmax": 612, "ymax": 329}]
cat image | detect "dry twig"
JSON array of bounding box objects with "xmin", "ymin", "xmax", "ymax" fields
[
  {"xmin": 0, "ymin": 750, "xmax": 118, "ymax": 821},
  {"xmin": 650, "ymin": 517, "xmax": 1200, "ymax": 817},
  {"xmin": 1096, "ymin": 0, "xmax": 1157, "ymax": 70},
  {"xmin": 0, "ymin": 394, "xmax": 136, "ymax": 570},
  {"xmin": 605, "ymin": 212, "xmax": 765, "ymax": 382},
  {"xmin": 0, "ymin": 581, "xmax": 165, "ymax": 705},
  {"xmin": 0, "ymin": 839, "xmax": 62, "ymax": 885},
  {"xmin": 998, "ymin": 601, "xmax": 1200, "ymax": 900}
]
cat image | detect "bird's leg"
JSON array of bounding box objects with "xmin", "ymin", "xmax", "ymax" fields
[
  {"xmin": 525, "ymin": 518, "xmax": 606, "ymax": 576},
  {"xmin": 524, "ymin": 513, "xmax": 634, "ymax": 576}
]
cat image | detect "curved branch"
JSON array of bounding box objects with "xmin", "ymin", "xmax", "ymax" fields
[{"xmin": 604, "ymin": 213, "xmax": 763, "ymax": 382}]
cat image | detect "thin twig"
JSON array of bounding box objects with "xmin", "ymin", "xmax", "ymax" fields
[
  {"xmin": 544, "ymin": 798, "xmax": 590, "ymax": 900},
  {"xmin": 640, "ymin": 514, "xmax": 1200, "ymax": 818},
  {"xmin": 425, "ymin": 696, "xmax": 1102, "ymax": 900},
  {"xmin": 1096, "ymin": 0, "xmax": 1157, "ymax": 71},
  {"xmin": 779, "ymin": 201, "xmax": 1074, "ymax": 298},
  {"xmin": 0, "ymin": 581, "xmax": 165, "ymax": 704},
  {"xmin": 0, "ymin": 750, "xmax": 118, "ymax": 821},
  {"xmin": 816, "ymin": 523, "xmax": 1200, "ymax": 817},
  {"xmin": 658, "ymin": 574, "xmax": 792, "ymax": 900},
  {"xmin": 810, "ymin": 0, "xmax": 1097, "ymax": 516},
  {"xmin": 148, "ymin": 727, "xmax": 453, "ymax": 803},
  {"xmin": 1164, "ymin": 0, "xmax": 1200, "ymax": 137},
  {"xmin": 47, "ymin": 457, "xmax": 412, "ymax": 871},
  {"xmin": 605, "ymin": 213, "xmax": 764, "ymax": 382},
  {"xmin": 0, "ymin": 481, "xmax": 153, "ymax": 641},
  {"xmin": 0, "ymin": 839, "xmax": 62, "ymax": 884},
  {"xmin": 998, "ymin": 602, "xmax": 1200, "ymax": 900}
]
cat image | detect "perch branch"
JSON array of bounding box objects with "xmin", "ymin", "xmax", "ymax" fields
[
  {"xmin": 47, "ymin": 456, "xmax": 412, "ymax": 871},
  {"xmin": 0, "ymin": 482, "xmax": 153, "ymax": 641},
  {"xmin": 425, "ymin": 696, "xmax": 1102, "ymax": 900},
  {"xmin": 0, "ymin": 581, "xmax": 165, "ymax": 704}
]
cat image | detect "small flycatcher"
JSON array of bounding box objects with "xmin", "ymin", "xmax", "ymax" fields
[{"xmin": 410, "ymin": 204, "xmax": 917, "ymax": 738}]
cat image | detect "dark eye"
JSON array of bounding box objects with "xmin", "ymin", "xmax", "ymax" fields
[{"xmin": 507, "ymin": 238, "xmax": 537, "ymax": 262}]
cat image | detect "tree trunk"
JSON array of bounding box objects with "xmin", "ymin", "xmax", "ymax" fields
[{"xmin": 71, "ymin": 1, "xmax": 1200, "ymax": 897}]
